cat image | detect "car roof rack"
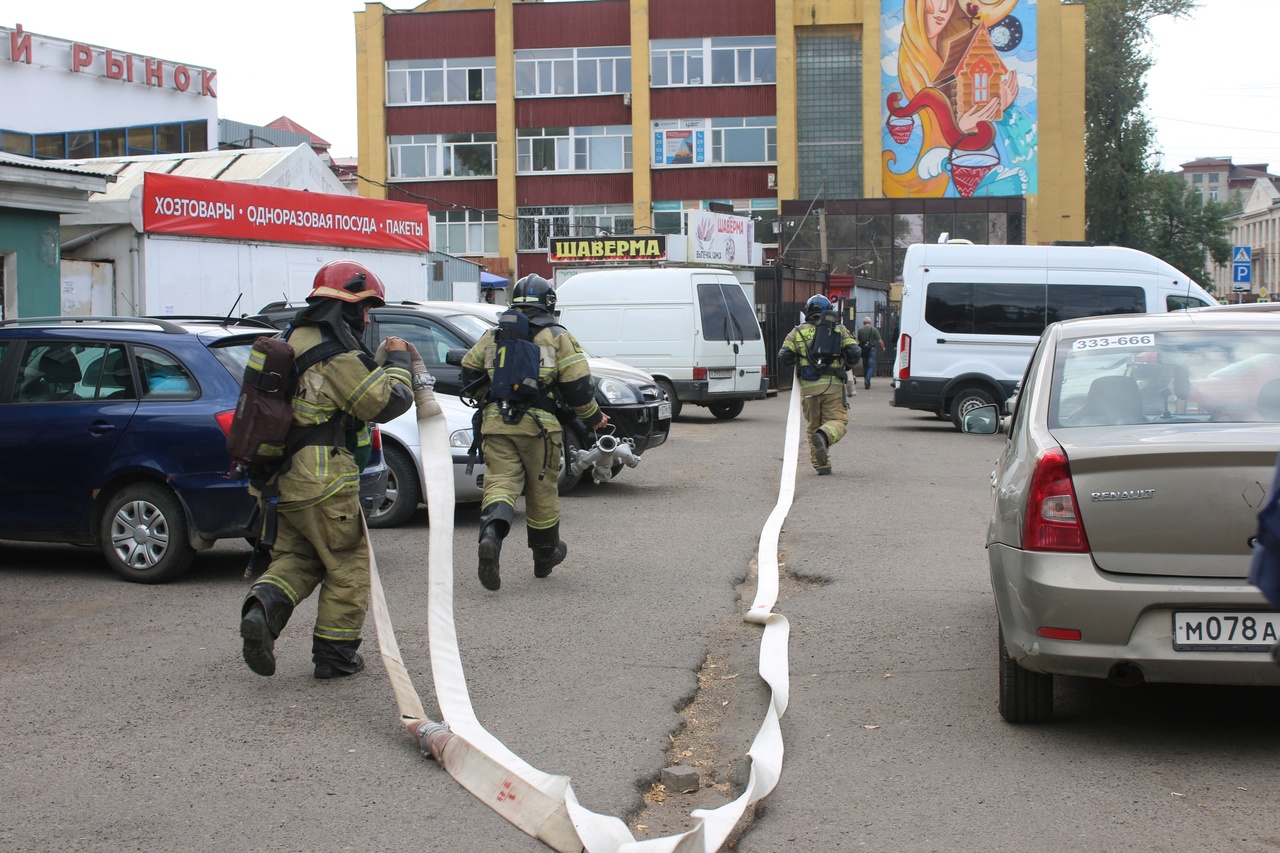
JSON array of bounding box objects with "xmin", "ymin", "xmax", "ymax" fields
[
  {"xmin": 143, "ymin": 314, "xmax": 279, "ymax": 330},
  {"xmin": 0, "ymin": 315, "xmax": 187, "ymax": 333}
]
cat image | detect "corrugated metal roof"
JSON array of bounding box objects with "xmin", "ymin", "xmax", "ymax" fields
[
  {"xmin": 48, "ymin": 146, "xmax": 306, "ymax": 202},
  {"xmin": 0, "ymin": 150, "xmax": 117, "ymax": 180}
]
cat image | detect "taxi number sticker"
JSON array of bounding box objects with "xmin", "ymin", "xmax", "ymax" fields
[{"xmin": 1072, "ymin": 334, "xmax": 1154, "ymax": 351}]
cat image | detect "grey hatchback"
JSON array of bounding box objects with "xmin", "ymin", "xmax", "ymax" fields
[{"xmin": 963, "ymin": 310, "xmax": 1280, "ymax": 722}]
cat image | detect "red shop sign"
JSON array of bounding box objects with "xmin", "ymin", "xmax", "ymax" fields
[{"xmin": 141, "ymin": 172, "xmax": 430, "ymax": 252}]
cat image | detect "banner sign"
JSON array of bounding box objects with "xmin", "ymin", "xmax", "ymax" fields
[
  {"xmin": 141, "ymin": 172, "xmax": 430, "ymax": 251},
  {"xmin": 652, "ymin": 119, "xmax": 707, "ymax": 166},
  {"xmin": 549, "ymin": 235, "xmax": 667, "ymax": 263},
  {"xmin": 686, "ymin": 210, "xmax": 757, "ymax": 266}
]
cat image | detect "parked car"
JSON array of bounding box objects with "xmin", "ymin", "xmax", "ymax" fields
[
  {"xmin": 251, "ymin": 300, "xmax": 671, "ymax": 526},
  {"xmin": 0, "ymin": 316, "xmax": 387, "ymax": 583},
  {"xmin": 961, "ymin": 310, "xmax": 1280, "ymax": 723}
]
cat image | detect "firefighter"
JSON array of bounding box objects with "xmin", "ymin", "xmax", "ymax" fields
[
  {"xmin": 778, "ymin": 294, "xmax": 860, "ymax": 475},
  {"xmin": 460, "ymin": 273, "xmax": 608, "ymax": 591},
  {"xmin": 239, "ymin": 260, "xmax": 415, "ymax": 679}
]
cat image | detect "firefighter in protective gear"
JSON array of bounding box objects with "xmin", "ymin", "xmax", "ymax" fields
[
  {"xmin": 777, "ymin": 294, "xmax": 860, "ymax": 475},
  {"xmin": 460, "ymin": 273, "xmax": 609, "ymax": 591},
  {"xmin": 240, "ymin": 260, "xmax": 417, "ymax": 679}
]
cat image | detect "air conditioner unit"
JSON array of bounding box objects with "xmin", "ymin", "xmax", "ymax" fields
[{"xmin": 767, "ymin": 172, "xmax": 777, "ymax": 189}]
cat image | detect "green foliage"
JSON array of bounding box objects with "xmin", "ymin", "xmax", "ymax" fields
[
  {"xmin": 1141, "ymin": 173, "xmax": 1232, "ymax": 291},
  {"xmin": 1084, "ymin": 0, "xmax": 1232, "ymax": 291}
]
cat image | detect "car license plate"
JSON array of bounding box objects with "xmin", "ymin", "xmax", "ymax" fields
[
  {"xmin": 708, "ymin": 368, "xmax": 735, "ymax": 379},
  {"xmin": 657, "ymin": 400, "xmax": 672, "ymax": 420},
  {"xmin": 1172, "ymin": 611, "xmax": 1280, "ymax": 651}
]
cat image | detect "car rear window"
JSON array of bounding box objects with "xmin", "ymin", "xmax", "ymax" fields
[
  {"xmin": 208, "ymin": 335, "xmax": 265, "ymax": 381},
  {"xmin": 1049, "ymin": 329, "xmax": 1280, "ymax": 427}
]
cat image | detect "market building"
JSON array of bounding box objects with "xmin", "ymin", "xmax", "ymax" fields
[{"xmin": 352, "ymin": 0, "xmax": 1086, "ymax": 287}]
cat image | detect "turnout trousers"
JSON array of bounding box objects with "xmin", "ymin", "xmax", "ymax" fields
[
  {"xmin": 803, "ymin": 387, "xmax": 849, "ymax": 470},
  {"xmin": 254, "ymin": 489, "xmax": 370, "ymax": 649},
  {"xmin": 480, "ymin": 430, "xmax": 565, "ymax": 548}
]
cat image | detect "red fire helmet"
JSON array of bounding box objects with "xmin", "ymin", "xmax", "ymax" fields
[{"xmin": 307, "ymin": 260, "xmax": 387, "ymax": 306}]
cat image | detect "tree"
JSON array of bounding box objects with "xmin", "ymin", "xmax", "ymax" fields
[
  {"xmin": 1084, "ymin": 0, "xmax": 1197, "ymax": 248},
  {"xmin": 1140, "ymin": 172, "xmax": 1232, "ymax": 291}
]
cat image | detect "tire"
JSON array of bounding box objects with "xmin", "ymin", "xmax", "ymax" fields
[
  {"xmin": 559, "ymin": 429, "xmax": 585, "ymax": 494},
  {"xmin": 998, "ymin": 625, "xmax": 1054, "ymax": 723},
  {"xmin": 657, "ymin": 380, "xmax": 682, "ymax": 419},
  {"xmin": 708, "ymin": 400, "xmax": 745, "ymax": 420},
  {"xmin": 949, "ymin": 385, "xmax": 996, "ymax": 430},
  {"xmin": 99, "ymin": 482, "xmax": 195, "ymax": 584},
  {"xmin": 367, "ymin": 445, "xmax": 422, "ymax": 529}
]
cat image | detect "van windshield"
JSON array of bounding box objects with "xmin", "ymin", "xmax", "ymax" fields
[{"xmin": 697, "ymin": 282, "xmax": 761, "ymax": 342}]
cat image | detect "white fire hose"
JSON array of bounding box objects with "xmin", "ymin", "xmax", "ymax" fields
[{"xmin": 366, "ymin": 357, "xmax": 802, "ymax": 851}]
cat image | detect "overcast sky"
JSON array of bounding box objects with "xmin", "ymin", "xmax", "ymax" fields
[{"xmin": 5, "ymin": 0, "xmax": 1277, "ymax": 172}]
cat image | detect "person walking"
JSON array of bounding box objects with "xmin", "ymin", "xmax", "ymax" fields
[
  {"xmin": 856, "ymin": 316, "xmax": 885, "ymax": 389},
  {"xmin": 778, "ymin": 295, "xmax": 861, "ymax": 475},
  {"xmin": 239, "ymin": 260, "xmax": 417, "ymax": 680},
  {"xmin": 460, "ymin": 274, "xmax": 608, "ymax": 591}
]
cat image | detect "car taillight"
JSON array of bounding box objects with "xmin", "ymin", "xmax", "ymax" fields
[
  {"xmin": 897, "ymin": 333, "xmax": 911, "ymax": 379},
  {"xmin": 761, "ymin": 364, "xmax": 767, "ymax": 378},
  {"xmin": 215, "ymin": 409, "xmax": 236, "ymax": 436},
  {"xmin": 1023, "ymin": 447, "xmax": 1090, "ymax": 553},
  {"xmin": 693, "ymin": 366, "xmax": 707, "ymax": 381},
  {"xmin": 371, "ymin": 425, "xmax": 382, "ymax": 450}
]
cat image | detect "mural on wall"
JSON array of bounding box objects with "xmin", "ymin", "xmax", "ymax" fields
[{"xmin": 881, "ymin": 0, "xmax": 1038, "ymax": 198}]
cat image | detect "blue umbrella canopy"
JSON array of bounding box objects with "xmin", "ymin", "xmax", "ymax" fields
[{"xmin": 480, "ymin": 271, "xmax": 508, "ymax": 288}]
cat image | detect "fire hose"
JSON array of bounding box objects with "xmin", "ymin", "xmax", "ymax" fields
[{"xmin": 365, "ymin": 351, "xmax": 802, "ymax": 851}]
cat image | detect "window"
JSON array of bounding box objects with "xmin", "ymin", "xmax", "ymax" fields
[
  {"xmin": 696, "ymin": 282, "xmax": 762, "ymax": 341},
  {"xmin": 653, "ymin": 118, "xmax": 776, "ymax": 167},
  {"xmin": 6, "ymin": 121, "xmax": 204, "ymax": 159},
  {"xmin": 517, "ymin": 127, "xmax": 631, "ymax": 174},
  {"xmin": 515, "ymin": 47, "xmax": 631, "ymax": 97},
  {"xmin": 389, "ymin": 133, "xmax": 497, "ymax": 179},
  {"xmin": 1209, "ymin": 172, "xmax": 1220, "ymax": 183},
  {"xmin": 433, "ymin": 209, "xmax": 498, "ymax": 255},
  {"xmin": 518, "ymin": 205, "xmax": 634, "ymax": 251},
  {"xmin": 374, "ymin": 318, "xmax": 470, "ymax": 372},
  {"xmin": 653, "ymin": 37, "xmax": 775, "ymax": 88},
  {"xmin": 386, "ymin": 58, "xmax": 496, "ymax": 106},
  {"xmin": 136, "ymin": 347, "xmax": 197, "ymax": 400},
  {"xmin": 1192, "ymin": 173, "xmax": 1204, "ymax": 183},
  {"xmin": 926, "ymin": 283, "xmax": 1146, "ymax": 336}
]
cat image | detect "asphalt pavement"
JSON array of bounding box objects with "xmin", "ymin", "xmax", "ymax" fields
[{"xmin": 3, "ymin": 388, "xmax": 1280, "ymax": 852}]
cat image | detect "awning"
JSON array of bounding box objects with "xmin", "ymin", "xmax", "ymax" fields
[{"xmin": 480, "ymin": 271, "xmax": 508, "ymax": 289}]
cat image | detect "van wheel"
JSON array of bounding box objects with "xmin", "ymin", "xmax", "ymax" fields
[
  {"xmin": 99, "ymin": 483, "xmax": 195, "ymax": 584},
  {"xmin": 998, "ymin": 625, "xmax": 1054, "ymax": 723},
  {"xmin": 368, "ymin": 445, "xmax": 421, "ymax": 529},
  {"xmin": 708, "ymin": 400, "xmax": 744, "ymax": 420},
  {"xmin": 949, "ymin": 386, "xmax": 995, "ymax": 430},
  {"xmin": 657, "ymin": 380, "xmax": 682, "ymax": 419},
  {"xmin": 559, "ymin": 430, "xmax": 585, "ymax": 494}
]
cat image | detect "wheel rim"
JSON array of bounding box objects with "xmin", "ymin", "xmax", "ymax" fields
[
  {"xmin": 958, "ymin": 395, "xmax": 987, "ymax": 418},
  {"xmin": 371, "ymin": 469, "xmax": 400, "ymax": 519},
  {"xmin": 109, "ymin": 499, "xmax": 170, "ymax": 569}
]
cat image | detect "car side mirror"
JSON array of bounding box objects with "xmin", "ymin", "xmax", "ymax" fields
[
  {"xmin": 445, "ymin": 348, "xmax": 467, "ymax": 367},
  {"xmin": 961, "ymin": 404, "xmax": 1001, "ymax": 436}
]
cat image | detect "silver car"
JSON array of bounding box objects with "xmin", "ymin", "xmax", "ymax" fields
[{"xmin": 962, "ymin": 310, "xmax": 1280, "ymax": 722}]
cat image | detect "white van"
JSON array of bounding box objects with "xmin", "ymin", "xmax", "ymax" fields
[
  {"xmin": 554, "ymin": 267, "xmax": 768, "ymax": 419},
  {"xmin": 892, "ymin": 243, "xmax": 1216, "ymax": 428}
]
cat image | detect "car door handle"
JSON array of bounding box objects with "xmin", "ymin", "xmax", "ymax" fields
[{"xmin": 89, "ymin": 421, "xmax": 117, "ymax": 435}]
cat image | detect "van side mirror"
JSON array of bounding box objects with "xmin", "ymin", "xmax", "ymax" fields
[
  {"xmin": 445, "ymin": 348, "xmax": 467, "ymax": 367},
  {"xmin": 960, "ymin": 404, "xmax": 1001, "ymax": 436}
]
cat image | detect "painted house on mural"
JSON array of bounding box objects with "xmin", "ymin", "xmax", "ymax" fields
[
  {"xmin": 933, "ymin": 24, "xmax": 1008, "ymax": 124},
  {"xmin": 54, "ymin": 146, "xmax": 484, "ymax": 319}
]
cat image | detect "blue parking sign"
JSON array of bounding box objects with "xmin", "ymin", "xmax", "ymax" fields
[{"xmin": 1232, "ymin": 246, "xmax": 1252, "ymax": 291}]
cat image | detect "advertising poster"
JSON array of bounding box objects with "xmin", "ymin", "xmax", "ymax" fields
[
  {"xmin": 880, "ymin": 0, "xmax": 1038, "ymax": 198},
  {"xmin": 686, "ymin": 210, "xmax": 758, "ymax": 267},
  {"xmin": 652, "ymin": 119, "xmax": 707, "ymax": 166}
]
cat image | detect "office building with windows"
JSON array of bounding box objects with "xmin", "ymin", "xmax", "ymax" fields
[{"xmin": 354, "ymin": 0, "xmax": 1085, "ymax": 283}]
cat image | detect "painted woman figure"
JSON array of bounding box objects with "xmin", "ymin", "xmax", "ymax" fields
[{"xmin": 883, "ymin": 0, "xmax": 1035, "ymax": 198}]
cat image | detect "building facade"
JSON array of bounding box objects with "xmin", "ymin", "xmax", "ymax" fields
[
  {"xmin": 354, "ymin": 0, "xmax": 1086, "ymax": 282},
  {"xmin": 1, "ymin": 24, "xmax": 218, "ymax": 160}
]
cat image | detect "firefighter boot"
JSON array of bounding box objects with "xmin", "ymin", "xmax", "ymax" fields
[
  {"xmin": 240, "ymin": 583, "xmax": 294, "ymax": 677},
  {"xmin": 533, "ymin": 541, "xmax": 568, "ymax": 578},
  {"xmin": 313, "ymin": 637, "xmax": 366, "ymax": 680}
]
